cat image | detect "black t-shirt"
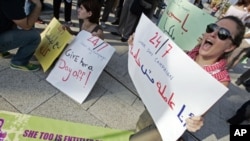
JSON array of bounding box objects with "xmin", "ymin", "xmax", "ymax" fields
[{"xmin": 0, "ymin": 0, "xmax": 26, "ymax": 33}]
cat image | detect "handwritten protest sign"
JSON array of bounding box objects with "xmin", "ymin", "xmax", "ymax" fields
[
  {"xmin": 46, "ymin": 30, "xmax": 115, "ymax": 104},
  {"xmin": 128, "ymin": 14, "xmax": 228, "ymax": 141},
  {"xmin": 158, "ymin": 0, "xmax": 216, "ymax": 51},
  {"xmin": 0, "ymin": 110, "xmax": 133, "ymax": 141},
  {"xmin": 35, "ymin": 18, "xmax": 73, "ymax": 72}
]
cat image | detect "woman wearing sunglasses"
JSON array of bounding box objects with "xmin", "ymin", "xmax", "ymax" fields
[{"xmin": 128, "ymin": 15, "xmax": 245, "ymax": 141}]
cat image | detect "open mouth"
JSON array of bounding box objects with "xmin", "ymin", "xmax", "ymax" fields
[
  {"xmin": 204, "ymin": 39, "xmax": 213, "ymax": 46},
  {"xmin": 201, "ymin": 39, "xmax": 213, "ymax": 51}
]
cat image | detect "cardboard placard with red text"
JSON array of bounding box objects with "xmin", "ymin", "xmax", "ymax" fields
[
  {"xmin": 46, "ymin": 30, "xmax": 115, "ymax": 103},
  {"xmin": 128, "ymin": 14, "xmax": 228, "ymax": 141},
  {"xmin": 35, "ymin": 18, "xmax": 73, "ymax": 72}
]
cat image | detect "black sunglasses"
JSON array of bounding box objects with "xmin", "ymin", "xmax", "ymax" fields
[{"xmin": 206, "ymin": 23, "xmax": 235, "ymax": 44}]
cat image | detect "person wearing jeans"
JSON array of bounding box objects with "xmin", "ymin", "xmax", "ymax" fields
[{"xmin": 0, "ymin": 0, "xmax": 41, "ymax": 71}]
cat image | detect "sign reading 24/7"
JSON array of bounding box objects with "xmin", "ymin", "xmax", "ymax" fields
[
  {"xmin": 128, "ymin": 14, "xmax": 228, "ymax": 141},
  {"xmin": 47, "ymin": 30, "xmax": 115, "ymax": 104}
]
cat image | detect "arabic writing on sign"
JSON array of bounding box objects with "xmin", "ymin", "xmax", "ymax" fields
[
  {"xmin": 39, "ymin": 26, "xmax": 65, "ymax": 56},
  {"xmin": 130, "ymin": 31, "xmax": 195, "ymax": 126},
  {"xmin": 163, "ymin": 10, "xmax": 190, "ymax": 40}
]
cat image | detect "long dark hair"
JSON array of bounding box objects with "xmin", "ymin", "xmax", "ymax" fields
[
  {"xmin": 236, "ymin": 0, "xmax": 250, "ymax": 7},
  {"xmin": 218, "ymin": 15, "xmax": 245, "ymax": 47}
]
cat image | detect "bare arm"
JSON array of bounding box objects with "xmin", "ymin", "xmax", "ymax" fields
[
  {"xmin": 244, "ymin": 32, "xmax": 250, "ymax": 39},
  {"xmin": 13, "ymin": 0, "xmax": 42, "ymax": 30},
  {"xmin": 92, "ymin": 29, "xmax": 104, "ymax": 40}
]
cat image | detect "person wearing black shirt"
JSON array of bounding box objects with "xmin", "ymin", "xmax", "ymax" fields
[{"xmin": 0, "ymin": 0, "xmax": 41, "ymax": 71}]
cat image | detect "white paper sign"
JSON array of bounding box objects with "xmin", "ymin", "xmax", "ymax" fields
[
  {"xmin": 128, "ymin": 14, "xmax": 228, "ymax": 141},
  {"xmin": 47, "ymin": 30, "xmax": 115, "ymax": 103}
]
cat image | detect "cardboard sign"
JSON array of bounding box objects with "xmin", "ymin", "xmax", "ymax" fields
[
  {"xmin": 0, "ymin": 110, "xmax": 133, "ymax": 141},
  {"xmin": 128, "ymin": 14, "xmax": 228, "ymax": 141},
  {"xmin": 158, "ymin": 0, "xmax": 216, "ymax": 51},
  {"xmin": 46, "ymin": 30, "xmax": 115, "ymax": 104},
  {"xmin": 35, "ymin": 18, "xmax": 73, "ymax": 72}
]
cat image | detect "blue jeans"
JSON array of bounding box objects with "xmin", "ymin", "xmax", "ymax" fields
[{"xmin": 0, "ymin": 28, "xmax": 41, "ymax": 65}]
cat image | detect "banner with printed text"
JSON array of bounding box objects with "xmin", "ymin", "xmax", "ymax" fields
[
  {"xmin": 35, "ymin": 18, "xmax": 73, "ymax": 72},
  {"xmin": 128, "ymin": 14, "xmax": 228, "ymax": 141},
  {"xmin": 0, "ymin": 110, "xmax": 133, "ymax": 141},
  {"xmin": 158, "ymin": 0, "xmax": 216, "ymax": 51},
  {"xmin": 46, "ymin": 30, "xmax": 115, "ymax": 104}
]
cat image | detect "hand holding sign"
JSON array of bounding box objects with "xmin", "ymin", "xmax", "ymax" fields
[{"xmin": 128, "ymin": 14, "xmax": 228, "ymax": 141}]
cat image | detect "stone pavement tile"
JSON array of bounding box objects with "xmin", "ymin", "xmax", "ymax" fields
[
  {"xmin": 0, "ymin": 97, "xmax": 19, "ymax": 113},
  {"xmin": 218, "ymin": 135, "xmax": 230, "ymax": 141},
  {"xmin": 202, "ymin": 134, "xmax": 218, "ymax": 141},
  {"xmin": 0, "ymin": 59, "xmax": 10, "ymax": 71},
  {"xmin": 132, "ymin": 98, "xmax": 145, "ymax": 112},
  {"xmin": 105, "ymin": 53, "xmax": 138, "ymax": 95},
  {"xmin": 122, "ymin": 73, "xmax": 138, "ymax": 95},
  {"xmin": 200, "ymin": 111, "xmax": 229, "ymax": 139},
  {"xmin": 30, "ymin": 93, "xmax": 106, "ymax": 127},
  {"xmin": 0, "ymin": 69, "xmax": 58, "ymax": 114},
  {"xmin": 96, "ymin": 71, "xmax": 139, "ymax": 106},
  {"xmin": 106, "ymin": 53, "xmax": 129, "ymax": 77},
  {"xmin": 80, "ymin": 83, "xmax": 107, "ymax": 111},
  {"xmin": 87, "ymin": 91, "xmax": 142, "ymax": 130}
]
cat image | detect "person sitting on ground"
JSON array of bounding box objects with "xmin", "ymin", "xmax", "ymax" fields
[
  {"xmin": 64, "ymin": 0, "xmax": 104, "ymax": 40},
  {"xmin": 0, "ymin": 0, "xmax": 42, "ymax": 71},
  {"xmin": 128, "ymin": 15, "xmax": 245, "ymax": 141}
]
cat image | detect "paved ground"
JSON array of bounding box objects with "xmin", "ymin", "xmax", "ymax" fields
[{"xmin": 1, "ymin": 0, "xmax": 250, "ymax": 140}]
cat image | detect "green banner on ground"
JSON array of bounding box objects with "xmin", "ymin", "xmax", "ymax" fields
[{"xmin": 0, "ymin": 111, "xmax": 133, "ymax": 141}]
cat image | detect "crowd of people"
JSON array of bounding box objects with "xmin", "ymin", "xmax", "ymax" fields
[
  {"xmin": 0, "ymin": 0, "xmax": 164, "ymax": 71},
  {"xmin": 1, "ymin": 0, "xmax": 250, "ymax": 140}
]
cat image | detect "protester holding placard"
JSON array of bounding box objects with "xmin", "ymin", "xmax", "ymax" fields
[
  {"xmin": 0, "ymin": 0, "xmax": 42, "ymax": 71},
  {"xmin": 128, "ymin": 15, "xmax": 245, "ymax": 141},
  {"xmin": 64, "ymin": 0, "xmax": 104, "ymax": 39}
]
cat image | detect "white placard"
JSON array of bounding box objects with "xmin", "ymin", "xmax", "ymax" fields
[
  {"xmin": 128, "ymin": 14, "xmax": 228, "ymax": 141},
  {"xmin": 47, "ymin": 30, "xmax": 115, "ymax": 103}
]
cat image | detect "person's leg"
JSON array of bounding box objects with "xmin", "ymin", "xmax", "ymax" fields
[
  {"xmin": 64, "ymin": 0, "xmax": 72, "ymax": 23},
  {"xmin": 121, "ymin": 12, "xmax": 139, "ymax": 41},
  {"xmin": 117, "ymin": 0, "xmax": 133, "ymax": 34},
  {"xmin": 40, "ymin": 0, "xmax": 45, "ymax": 10},
  {"xmin": 100, "ymin": 0, "xmax": 115, "ymax": 22},
  {"xmin": 53, "ymin": 0, "xmax": 62, "ymax": 19},
  {"xmin": 112, "ymin": 0, "xmax": 124, "ymax": 24},
  {"xmin": 0, "ymin": 28, "xmax": 41, "ymax": 66}
]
